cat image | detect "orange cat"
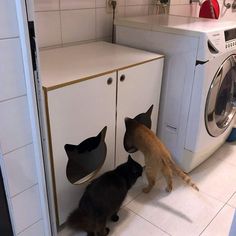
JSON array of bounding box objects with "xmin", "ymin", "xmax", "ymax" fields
[{"xmin": 124, "ymin": 117, "xmax": 199, "ymax": 193}]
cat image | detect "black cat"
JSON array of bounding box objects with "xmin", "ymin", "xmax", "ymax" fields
[{"xmin": 67, "ymin": 155, "xmax": 143, "ymax": 236}]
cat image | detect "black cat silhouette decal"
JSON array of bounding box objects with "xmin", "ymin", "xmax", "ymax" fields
[
  {"xmin": 64, "ymin": 126, "xmax": 107, "ymax": 184},
  {"xmin": 123, "ymin": 105, "xmax": 153, "ymax": 153}
]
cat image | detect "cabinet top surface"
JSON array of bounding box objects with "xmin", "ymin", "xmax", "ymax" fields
[
  {"xmin": 115, "ymin": 14, "xmax": 236, "ymax": 37},
  {"xmin": 40, "ymin": 41, "xmax": 163, "ymax": 90}
]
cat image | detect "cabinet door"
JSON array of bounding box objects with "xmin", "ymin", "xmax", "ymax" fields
[
  {"xmin": 116, "ymin": 59, "xmax": 164, "ymax": 166},
  {"xmin": 45, "ymin": 73, "xmax": 116, "ymax": 225}
]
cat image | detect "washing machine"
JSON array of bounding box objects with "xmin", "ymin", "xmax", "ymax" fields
[{"xmin": 115, "ymin": 15, "xmax": 236, "ymax": 172}]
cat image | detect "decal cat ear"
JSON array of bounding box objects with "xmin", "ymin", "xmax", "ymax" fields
[
  {"xmin": 124, "ymin": 117, "xmax": 132, "ymax": 128},
  {"xmin": 64, "ymin": 144, "xmax": 76, "ymax": 157},
  {"xmin": 123, "ymin": 105, "xmax": 154, "ymax": 153},
  {"xmin": 147, "ymin": 104, "xmax": 153, "ymax": 117},
  {"xmin": 133, "ymin": 104, "xmax": 153, "ymax": 129},
  {"xmin": 64, "ymin": 144, "xmax": 81, "ymax": 164},
  {"xmin": 64, "ymin": 126, "xmax": 107, "ymax": 185},
  {"xmin": 128, "ymin": 155, "xmax": 133, "ymax": 162},
  {"xmin": 98, "ymin": 126, "xmax": 107, "ymax": 142}
]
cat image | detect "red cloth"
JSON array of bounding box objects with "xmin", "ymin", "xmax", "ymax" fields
[{"xmin": 199, "ymin": 0, "xmax": 220, "ymax": 19}]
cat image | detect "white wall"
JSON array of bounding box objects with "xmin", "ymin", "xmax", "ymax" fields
[
  {"xmin": 34, "ymin": 0, "xmax": 154, "ymax": 48},
  {"xmin": 34, "ymin": 0, "xmax": 235, "ymax": 49},
  {"xmin": 0, "ymin": 1, "xmax": 49, "ymax": 235},
  {"xmin": 169, "ymin": 0, "xmax": 236, "ymax": 20}
]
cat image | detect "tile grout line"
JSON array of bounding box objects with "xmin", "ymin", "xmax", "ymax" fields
[
  {"xmin": 122, "ymin": 175, "xmax": 164, "ymax": 207},
  {"xmin": 199, "ymin": 191, "xmax": 236, "ymax": 235},
  {"xmin": 16, "ymin": 218, "xmax": 43, "ymax": 235},
  {"xmin": 34, "ymin": 4, "xmax": 151, "ymax": 13},
  {"xmin": 122, "ymin": 176, "xmax": 235, "ymax": 236},
  {"xmin": 58, "ymin": 0, "xmax": 63, "ymax": 47},
  {"xmin": 227, "ymin": 191, "xmax": 236, "ymax": 208},
  {"xmin": 11, "ymin": 183, "xmax": 38, "ymax": 199},
  {"xmin": 122, "ymin": 190, "xmax": 143, "ymax": 207},
  {"xmin": 127, "ymin": 207, "xmax": 172, "ymax": 236},
  {"xmin": 0, "ymin": 36, "xmax": 19, "ymax": 41},
  {"xmin": 0, "ymin": 94, "xmax": 27, "ymax": 104},
  {"xmin": 2, "ymin": 142, "xmax": 33, "ymax": 156},
  {"xmin": 121, "ymin": 177, "xmax": 171, "ymax": 235},
  {"xmin": 190, "ymin": 170, "xmax": 236, "ymax": 205},
  {"xmin": 195, "ymin": 190, "xmax": 233, "ymax": 205}
]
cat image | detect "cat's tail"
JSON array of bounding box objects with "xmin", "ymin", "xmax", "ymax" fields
[
  {"xmin": 156, "ymin": 136, "xmax": 199, "ymax": 191},
  {"xmin": 167, "ymin": 158, "xmax": 199, "ymax": 191}
]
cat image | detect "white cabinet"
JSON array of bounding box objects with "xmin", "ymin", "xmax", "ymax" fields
[
  {"xmin": 45, "ymin": 73, "xmax": 116, "ymax": 224},
  {"xmin": 41, "ymin": 41, "xmax": 163, "ymax": 226}
]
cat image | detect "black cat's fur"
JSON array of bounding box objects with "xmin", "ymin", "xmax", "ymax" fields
[{"xmin": 67, "ymin": 156, "xmax": 143, "ymax": 236}]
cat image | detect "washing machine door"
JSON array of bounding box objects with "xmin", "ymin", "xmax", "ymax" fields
[{"xmin": 205, "ymin": 54, "xmax": 236, "ymax": 137}]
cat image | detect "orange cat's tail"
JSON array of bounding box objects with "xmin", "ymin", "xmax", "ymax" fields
[
  {"xmin": 167, "ymin": 159, "xmax": 199, "ymax": 191},
  {"xmin": 158, "ymin": 139, "xmax": 199, "ymax": 191}
]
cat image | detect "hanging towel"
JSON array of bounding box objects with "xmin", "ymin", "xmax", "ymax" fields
[{"xmin": 199, "ymin": 0, "xmax": 220, "ymax": 19}]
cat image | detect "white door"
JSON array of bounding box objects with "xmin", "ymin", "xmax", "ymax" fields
[
  {"xmin": 45, "ymin": 73, "xmax": 116, "ymax": 225},
  {"xmin": 116, "ymin": 59, "xmax": 163, "ymax": 166}
]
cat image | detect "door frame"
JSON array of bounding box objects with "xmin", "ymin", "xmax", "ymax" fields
[{"xmin": 14, "ymin": 0, "xmax": 53, "ymax": 235}]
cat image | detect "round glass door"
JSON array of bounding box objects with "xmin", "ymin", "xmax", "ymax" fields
[{"xmin": 205, "ymin": 54, "xmax": 236, "ymax": 137}]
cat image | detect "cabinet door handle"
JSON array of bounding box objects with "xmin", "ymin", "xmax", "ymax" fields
[
  {"xmin": 107, "ymin": 77, "xmax": 113, "ymax": 85},
  {"xmin": 120, "ymin": 74, "xmax": 125, "ymax": 82}
]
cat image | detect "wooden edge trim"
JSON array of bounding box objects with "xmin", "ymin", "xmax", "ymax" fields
[
  {"xmin": 43, "ymin": 88, "xmax": 60, "ymax": 227},
  {"xmin": 43, "ymin": 56, "xmax": 164, "ymax": 91}
]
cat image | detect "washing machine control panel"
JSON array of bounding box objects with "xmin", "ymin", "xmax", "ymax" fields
[{"xmin": 224, "ymin": 28, "xmax": 236, "ymax": 49}]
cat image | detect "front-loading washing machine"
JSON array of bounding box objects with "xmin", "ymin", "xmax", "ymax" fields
[{"xmin": 115, "ymin": 15, "xmax": 236, "ymax": 172}]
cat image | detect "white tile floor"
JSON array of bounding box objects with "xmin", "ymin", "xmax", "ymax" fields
[{"xmin": 59, "ymin": 142, "xmax": 236, "ymax": 236}]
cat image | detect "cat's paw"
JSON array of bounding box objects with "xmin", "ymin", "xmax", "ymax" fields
[
  {"xmin": 111, "ymin": 214, "xmax": 119, "ymax": 222},
  {"xmin": 142, "ymin": 187, "xmax": 151, "ymax": 193},
  {"xmin": 105, "ymin": 227, "xmax": 110, "ymax": 235}
]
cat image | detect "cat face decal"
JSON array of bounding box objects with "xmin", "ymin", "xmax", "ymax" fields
[
  {"xmin": 64, "ymin": 126, "xmax": 107, "ymax": 185},
  {"xmin": 123, "ymin": 105, "xmax": 153, "ymax": 153}
]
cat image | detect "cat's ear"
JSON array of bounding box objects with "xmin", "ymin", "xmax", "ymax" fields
[
  {"xmin": 133, "ymin": 106, "xmax": 152, "ymax": 129},
  {"xmin": 128, "ymin": 155, "xmax": 133, "ymax": 162},
  {"xmin": 98, "ymin": 126, "xmax": 107, "ymax": 141},
  {"xmin": 64, "ymin": 144, "xmax": 77, "ymax": 160},
  {"xmin": 124, "ymin": 117, "xmax": 132, "ymax": 128},
  {"xmin": 146, "ymin": 104, "xmax": 153, "ymax": 117},
  {"xmin": 64, "ymin": 144, "xmax": 76, "ymax": 153},
  {"xmin": 125, "ymin": 117, "xmax": 132, "ymax": 122}
]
